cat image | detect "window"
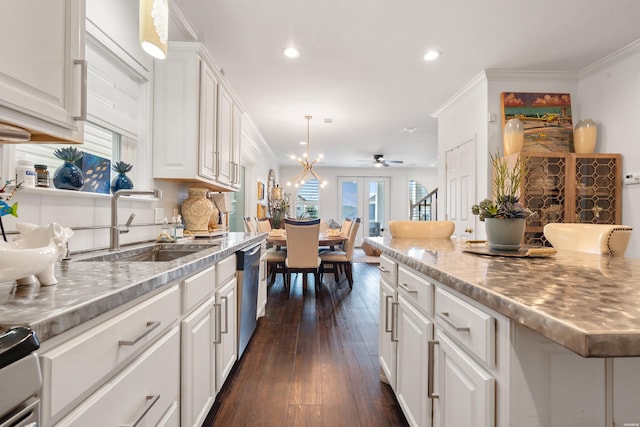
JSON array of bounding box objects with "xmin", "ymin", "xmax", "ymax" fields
[
  {"xmin": 13, "ymin": 36, "xmax": 147, "ymax": 188},
  {"xmin": 295, "ymin": 179, "xmax": 320, "ymax": 219}
]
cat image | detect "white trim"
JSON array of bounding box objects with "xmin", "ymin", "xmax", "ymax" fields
[
  {"xmin": 431, "ymin": 71, "xmax": 486, "ymax": 118},
  {"xmin": 169, "ymin": 1, "xmax": 199, "ymax": 42},
  {"xmin": 579, "ymin": 38, "xmax": 640, "ymax": 79},
  {"xmin": 484, "ymin": 69, "xmax": 577, "ymax": 82}
]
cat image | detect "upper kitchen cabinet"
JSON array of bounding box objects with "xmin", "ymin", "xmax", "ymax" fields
[
  {"xmin": 0, "ymin": 0, "xmax": 85, "ymax": 144},
  {"xmin": 153, "ymin": 42, "xmax": 242, "ymax": 191}
]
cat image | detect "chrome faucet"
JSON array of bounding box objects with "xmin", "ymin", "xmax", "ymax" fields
[{"xmin": 110, "ymin": 189, "xmax": 162, "ymax": 250}]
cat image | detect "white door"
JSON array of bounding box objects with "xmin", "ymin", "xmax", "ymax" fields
[
  {"xmin": 445, "ymin": 137, "xmax": 475, "ymax": 240},
  {"xmin": 338, "ymin": 176, "xmax": 390, "ymax": 245}
]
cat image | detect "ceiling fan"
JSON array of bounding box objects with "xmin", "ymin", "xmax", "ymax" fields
[{"xmin": 365, "ymin": 154, "xmax": 404, "ymax": 168}]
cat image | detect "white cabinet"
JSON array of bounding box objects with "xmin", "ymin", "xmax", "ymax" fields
[
  {"xmin": 215, "ymin": 276, "xmax": 237, "ymax": 392},
  {"xmin": 153, "ymin": 42, "xmax": 241, "ymax": 191},
  {"xmin": 0, "ymin": 0, "xmax": 85, "ymax": 143},
  {"xmin": 396, "ymin": 294, "xmax": 433, "ymax": 427},
  {"xmin": 378, "ymin": 255, "xmax": 398, "ymax": 389},
  {"xmin": 258, "ymin": 243, "xmax": 268, "ymax": 318},
  {"xmin": 432, "ymin": 328, "xmax": 495, "ymax": 427},
  {"xmin": 55, "ymin": 327, "xmax": 180, "ymax": 427}
]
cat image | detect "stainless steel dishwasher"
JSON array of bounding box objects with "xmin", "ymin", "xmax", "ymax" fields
[{"xmin": 236, "ymin": 243, "xmax": 261, "ymax": 358}]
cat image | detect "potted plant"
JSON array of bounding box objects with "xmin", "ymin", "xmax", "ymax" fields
[{"xmin": 471, "ymin": 153, "xmax": 535, "ymax": 250}]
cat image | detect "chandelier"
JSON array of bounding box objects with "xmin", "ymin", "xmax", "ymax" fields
[{"xmin": 286, "ymin": 115, "xmax": 328, "ymax": 188}]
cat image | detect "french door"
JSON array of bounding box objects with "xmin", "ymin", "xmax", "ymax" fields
[{"xmin": 338, "ymin": 177, "xmax": 390, "ymax": 245}]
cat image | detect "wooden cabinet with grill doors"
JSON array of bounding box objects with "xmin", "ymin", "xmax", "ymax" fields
[{"xmin": 506, "ymin": 152, "xmax": 622, "ymax": 247}]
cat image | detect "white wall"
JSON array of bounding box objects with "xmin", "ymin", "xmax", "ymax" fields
[
  {"xmin": 279, "ymin": 165, "xmax": 437, "ymax": 223},
  {"xmin": 577, "ymin": 42, "xmax": 640, "ymax": 258}
]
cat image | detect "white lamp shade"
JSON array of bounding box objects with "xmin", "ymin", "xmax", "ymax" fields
[{"xmin": 140, "ymin": 0, "xmax": 168, "ymax": 60}]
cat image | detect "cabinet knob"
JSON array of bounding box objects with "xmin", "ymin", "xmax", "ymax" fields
[{"xmin": 464, "ymin": 227, "xmax": 473, "ymax": 234}]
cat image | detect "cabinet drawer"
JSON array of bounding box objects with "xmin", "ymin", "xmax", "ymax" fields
[
  {"xmin": 182, "ymin": 265, "xmax": 216, "ymax": 314},
  {"xmin": 398, "ymin": 266, "xmax": 434, "ymax": 317},
  {"xmin": 379, "ymin": 255, "xmax": 397, "ymax": 285},
  {"xmin": 217, "ymin": 254, "xmax": 236, "ymax": 286},
  {"xmin": 56, "ymin": 326, "xmax": 180, "ymax": 427},
  {"xmin": 435, "ymin": 287, "xmax": 495, "ymax": 367},
  {"xmin": 40, "ymin": 285, "xmax": 180, "ymax": 423}
]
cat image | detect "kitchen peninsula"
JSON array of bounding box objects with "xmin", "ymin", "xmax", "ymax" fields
[
  {"xmin": 367, "ymin": 236, "xmax": 640, "ymax": 427},
  {"xmin": 0, "ymin": 232, "xmax": 265, "ymax": 426}
]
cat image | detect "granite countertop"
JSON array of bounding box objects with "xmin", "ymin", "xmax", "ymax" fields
[
  {"xmin": 365, "ymin": 236, "xmax": 640, "ymax": 358},
  {"xmin": 0, "ymin": 232, "xmax": 265, "ymax": 343}
]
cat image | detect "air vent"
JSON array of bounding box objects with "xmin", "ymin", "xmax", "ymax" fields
[
  {"xmin": 401, "ymin": 127, "xmax": 416, "ymax": 134},
  {"xmin": 324, "ymin": 118, "xmax": 333, "ymax": 124}
]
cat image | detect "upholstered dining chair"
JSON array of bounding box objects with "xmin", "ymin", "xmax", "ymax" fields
[
  {"xmin": 543, "ymin": 223, "xmax": 633, "ymax": 257},
  {"xmin": 319, "ymin": 218, "xmax": 361, "ymax": 289},
  {"xmin": 284, "ymin": 218, "xmax": 321, "ymax": 294},
  {"xmin": 266, "ymin": 247, "xmax": 287, "ymax": 285},
  {"xmin": 388, "ymin": 220, "xmax": 455, "ymax": 239},
  {"xmin": 256, "ymin": 217, "xmax": 272, "ymax": 233},
  {"xmin": 243, "ymin": 217, "xmax": 257, "ymax": 233},
  {"xmin": 340, "ymin": 218, "xmax": 353, "ymax": 237},
  {"xmin": 319, "ymin": 219, "xmax": 330, "ymax": 233}
]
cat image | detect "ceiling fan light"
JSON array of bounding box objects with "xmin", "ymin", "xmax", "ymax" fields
[{"xmin": 375, "ymin": 163, "xmax": 383, "ymax": 168}]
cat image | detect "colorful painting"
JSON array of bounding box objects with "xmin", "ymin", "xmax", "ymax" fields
[
  {"xmin": 75, "ymin": 153, "xmax": 111, "ymax": 194},
  {"xmin": 501, "ymin": 92, "xmax": 574, "ymax": 152},
  {"xmin": 257, "ymin": 204, "xmax": 267, "ymax": 219},
  {"xmin": 257, "ymin": 181, "xmax": 265, "ymax": 200}
]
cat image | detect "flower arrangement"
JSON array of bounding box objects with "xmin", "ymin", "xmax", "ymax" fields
[{"xmin": 471, "ymin": 153, "xmax": 535, "ymax": 221}]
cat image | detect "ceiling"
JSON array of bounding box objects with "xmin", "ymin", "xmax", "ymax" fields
[{"xmin": 171, "ymin": 0, "xmax": 640, "ymax": 169}]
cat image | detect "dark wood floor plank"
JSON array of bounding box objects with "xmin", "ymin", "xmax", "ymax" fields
[{"xmin": 205, "ymin": 261, "xmax": 408, "ymax": 427}]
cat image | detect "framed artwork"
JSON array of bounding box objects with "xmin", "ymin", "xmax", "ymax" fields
[
  {"xmin": 257, "ymin": 204, "xmax": 267, "ymax": 219},
  {"xmin": 74, "ymin": 153, "xmax": 111, "ymax": 194},
  {"xmin": 501, "ymin": 92, "xmax": 574, "ymax": 152},
  {"xmin": 257, "ymin": 181, "xmax": 265, "ymax": 200}
]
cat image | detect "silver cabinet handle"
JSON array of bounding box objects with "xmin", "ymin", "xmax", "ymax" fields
[
  {"xmin": 399, "ymin": 282, "xmax": 418, "ymax": 294},
  {"xmin": 213, "ymin": 302, "xmax": 222, "ymax": 344},
  {"xmin": 390, "ymin": 301, "xmax": 399, "ymax": 342},
  {"xmin": 221, "ymin": 295, "xmax": 229, "ymax": 334},
  {"xmin": 73, "ymin": 59, "xmax": 87, "ymax": 121},
  {"xmin": 119, "ymin": 394, "xmax": 160, "ymax": 427},
  {"xmin": 428, "ymin": 340, "xmax": 439, "ymax": 399},
  {"xmin": 377, "ymin": 266, "xmax": 389, "ymax": 273},
  {"xmin": 384, "ymin": 295, "xmax": 393, "ymax": 333},
  {"xmin": 118, "ymin": 321, "xmax": 160, "ymax": 346},
  {"xmin": 436, "ymin": 312, "xmax": 470, "ymax": 332}
]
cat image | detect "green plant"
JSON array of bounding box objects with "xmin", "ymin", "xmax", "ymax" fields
[
  {"xmin": 471, "ymin": 153, "xmax": 535, "ymax": 221},
  {"xmin": 112, "ymin": 161, "xmax": 133, "ymax": 173},
  {"xmin": 53, "ymin": 146, "xmax": 83, "ymax": 162}
]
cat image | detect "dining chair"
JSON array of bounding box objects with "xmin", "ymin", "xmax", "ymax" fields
[
  {"xmin": 256, "ymin": 217, "xmax": 272, "ymax": 232},
  {"xmin": 319, "ymin": 217, "xmax": 361, "ymax": 289},
  {"xmin": 319, "ymin": 219, "xmax": 329, "ymax": 233},
  {"xmin": 339, "ymin": 218, "xmax": 353, "ymax": 237},
  {"xmin": 543, "ymin": 223, "xmax": 632, "ymax": 257},
  {"xmin": 243, "ymin": 217, "xmax": 257, "ymax": 232},
  {"xmin": 266, "ymin": 247, "xmax": 287, "ymax": 285},
  {"xmin": 388, "ymin": 220, "xmax": 455, "ymax": 238},
  {"xmin": 284, "ymin": 218, "xmax": 321, "ymax": 294}
]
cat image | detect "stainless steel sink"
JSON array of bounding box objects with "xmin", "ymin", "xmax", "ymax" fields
[{"xmin": 75, "ymin": 243, "xmax": 220, "ymax": 262}]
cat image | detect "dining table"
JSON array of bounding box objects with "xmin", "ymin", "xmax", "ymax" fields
[{"xmin": 265, "ymin": 230, "xmax": 347, "ymax": 249}]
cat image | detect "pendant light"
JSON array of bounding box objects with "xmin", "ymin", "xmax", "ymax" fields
[
  {"xmin": 140, "ymin": 0, "xmax": 169, "ymax": 60},
  {"xmin": 287, "ymin": 116, "xmax": 328, "ymax": 188}
]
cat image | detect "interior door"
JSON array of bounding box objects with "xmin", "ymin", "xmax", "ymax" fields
[
  {"xmin": 445, "ymin": 138, "xmax": 475, "ymax": 240},
  {"xmin": 338, "ymin": 177, "xmax": 390, "ymax": 246}
]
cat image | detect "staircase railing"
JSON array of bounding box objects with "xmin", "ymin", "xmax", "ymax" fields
[{"xmin": 410, "ymin": 187, "xmax": 438, "ymax": 221}]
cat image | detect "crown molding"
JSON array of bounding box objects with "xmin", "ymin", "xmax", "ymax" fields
[
  {"xmin": 431, "ymin": 71, "xmax": 486, "ymax": 118},
  {"xmin": 579, "ymin": 38, "xmax": 640, "ymax": 79},
  {"xmin": 484, "ymin": 69, "xmax": 578, "ymax": 82},
  {"xmin": 169, "ymin": 1, "xmax": 199, "ymax": 42}
]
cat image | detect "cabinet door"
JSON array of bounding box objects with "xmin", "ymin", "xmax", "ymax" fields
[
  {"xmin": 216, "ymin": 85, "xmax": 234, "ymax": 186},
  {"xmin": 379, "ymin": 278, "xmax": 397, "ymax": 390},
  {"xmin": 198, "ymin": 61, "xmax": 218, "ymax": 180},
  {"xmin": 216, "ymin": 277, "xmax": 237, "ymax": 391},
  {"xmin": 433, "ymin": 329, "xmax": 494, "ymax": 427},
  {"xmin": 258, "ymin": 252, "xmax": 267, "ymax": 318},
  {"xmin": 397, "ymin": 295, "xmax": 433, "ymax": 427},
  {"xmin": 181, "ymin": 295, "xmax": 216, "ymax": 427},
  {"xmin": 571, "ymin": 153, "xmax": 621, "ymax": 224},
  {"xmin": 231, "ymin": 103, "xmax": 242, "ymax": 187},
  {"xmin": 0, "ymin": 0, "xmax": 84, "ymax": 141}
]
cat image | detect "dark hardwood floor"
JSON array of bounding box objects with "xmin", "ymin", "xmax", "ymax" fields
[{"xmin": 204, "ymin": 261, "xmax": 409, "ymax": 427}]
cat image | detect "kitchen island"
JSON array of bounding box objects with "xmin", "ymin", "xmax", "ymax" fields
[{"xmin": 366, "ymin": 236, "xmax": 640, "ymax": 427}]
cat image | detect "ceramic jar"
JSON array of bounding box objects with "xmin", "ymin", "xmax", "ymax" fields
[
  {"xmin": 503, "ymin": 118, "xmax": 525, "ymax": 155},
  {"xmin": 181, "ymin": 188, "xmax": 214, "ymax": 232},
  {"xmin": 111, "ymin": 173, "xmax": 133, "ymax": 193},
  {"xmin": 53, "ymin": 161, "xmax": 84, "ymax": 190},
  {"xmin": 574, "ymin": 119, "xmax": 597, "ymax": 153}
]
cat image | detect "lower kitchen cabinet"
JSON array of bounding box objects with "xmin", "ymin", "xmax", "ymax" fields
[
  {"xmin": 396, "ymin": 294, "xmax": 433, "ymax": 427},
  {"xmin": 181, "ymin": 295, "xmax": 216, "ymax": 427},
  {"xmin": 55, "ymin": 326, "xmax": 180, "ymax": 426},
  {"xmin": 215, "ymin": 275, "xmax": 237, "ymax": 392},
  {"xmin": 432, "ymin": 328, "xmax": 495, "ymax": 427},
  {"xmin": 379, "ymin": 277, "xmax": 397, "ymax": 390}
]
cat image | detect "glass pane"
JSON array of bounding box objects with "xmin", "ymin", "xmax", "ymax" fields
[
  {"xmin": 409, "ymin": 179, "xmax": 430, "ymax": 220},
  {"xmin": 367, "ymin": 181, "xmax": 385, "ymax": 237},
  {"xmin": 341, "ymin": 180, "xmax": 358, "ymax": 220},
  {"xmin": 295, "ymin": 179, "xmax": 319, "ymax": 219}
]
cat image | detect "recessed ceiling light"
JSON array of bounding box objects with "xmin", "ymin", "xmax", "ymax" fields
[
  {"xmin": 299, "ymin": 141, "xmax": 307, "ymax": 145},
  {"xmin": 424, "ymin": 50, "xmax": 440, "ymax": 61},
  {"xmin": 283, "ymin": 47, "xmax": 301, "ymax": 58}
]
